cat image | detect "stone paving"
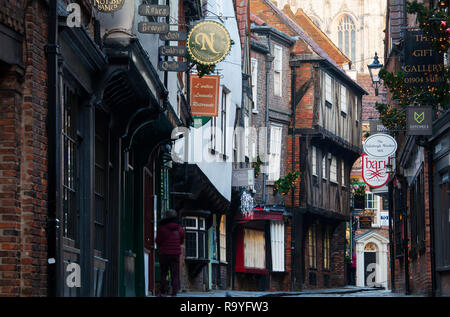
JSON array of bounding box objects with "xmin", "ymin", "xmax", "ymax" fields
[{"xmin": 175, "ymin": 285, "xmax": 415, "ymax": 297}]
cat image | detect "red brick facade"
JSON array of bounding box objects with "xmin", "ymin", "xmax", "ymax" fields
[{"xmin": 0, "ymin": 1, "xmax": 49, "ymax": 296}]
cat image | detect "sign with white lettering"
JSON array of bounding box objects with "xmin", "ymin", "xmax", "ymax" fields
[
  {"xmin": 138, "ymin": 4, "xmax": 170, "ymax": 17},
  {"xmin": 362, "ymin": 153, "xmax": 391, "ymax": 188},
  {"xmin": 158, "ymin": 61, "xmax": 187, "ymax": 72},
  {"xmin": 406, "ymin": 107, "xmax": 433, "ymax": 136},
  {"xmin": 158, "ymin": 46, "xmax": 187, "ymax": 57},
  {"xmin": 160, "ymin": 31, "xmax": 187, "ymax": 42},
  {"xmin": 138, "ymin": 22, "xmax": 169, "ymax": 34},
  {"xmin": 363, "ymin": 133, "xmax": 397, "ymax": 157}
]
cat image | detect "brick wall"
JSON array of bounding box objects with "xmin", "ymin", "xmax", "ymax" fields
[{"xmin": 0, "ymin": 1, "xmax": 48, "ymax": 297}]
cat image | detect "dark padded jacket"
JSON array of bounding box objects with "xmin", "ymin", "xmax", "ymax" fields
[{"xmin": 155, "ymin": 217, "xmax": 184, "ymax": 255}]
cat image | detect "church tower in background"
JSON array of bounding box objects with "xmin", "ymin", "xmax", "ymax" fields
[{"xmin": 274, "ymin": 0, "xmax": 387, "ymax": 74}]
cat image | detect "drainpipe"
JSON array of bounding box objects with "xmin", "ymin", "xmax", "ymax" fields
[
  {"xmin": 290, "ymin": 65, "xmax": 297, "ymax": 291},
  {"xmin": 45, "ymin": 0, "xmax": 62, "ymax": 297},
  {"xmin": 388, "ymin": 180, "xmax": 395, "ymax": 292}
]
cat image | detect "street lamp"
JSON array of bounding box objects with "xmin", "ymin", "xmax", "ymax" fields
[{"xmin": 367, "ymin": 52, "xmax": 383, "ymax": 96}]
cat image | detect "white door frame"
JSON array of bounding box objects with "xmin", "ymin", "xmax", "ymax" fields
[{"xmin": 355, "ymin": 231, "xmax": 389, "ymax": 289}]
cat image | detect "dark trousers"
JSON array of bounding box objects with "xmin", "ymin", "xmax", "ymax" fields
[{"xmin": 159, "ymin": 254, "xmax": 180, "ymax": 295}]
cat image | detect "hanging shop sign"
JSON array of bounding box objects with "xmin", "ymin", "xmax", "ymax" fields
[
  {"xmin": 406, "ymin": 107, "xmax": 433, "ymax": 136},
  {"xmin": 160, "ymin": 31, "xmax": 187, "ymax": 42},
  {"xmin": 187, "ymin": 21, "xmax": 231, "ymax": 65},
  {"xmin": 369, "ymin": 120, "xmax": 389, "ymax": 135},
  {"xmin": 158, "ymin": 61, "xmax": 187, "ymax": 72},
  {"xmin": 403, "ymin": 30, "xmax": 445, "ymax": 87},
  {"xmin": 92, "ymin": 0, "xmax": 125, "ymax": 12},
  {"xmin": 363, "ymin": 133, "xmax": 397, "ymax": 157},
  {"xmin": 138, "ymin": 4, "xmax": 170, "ymax": 17},
  {"xmin": 158, "ymin": 45, "xmax": 187, "ymax": 57},
  {"xmin": 138, "ymin": 22, "xmax": 169, "ymax": 34},
  {"xmin": 359, "ymin": 216, "xmax": 373, "ymax": 229},
  {"xmin": 362, "ymin": 153, "xmax": 391, "ymax": 189},
  {"xmin": 190, "ymin": 74, "xmax": 220, "ymax": 117}
]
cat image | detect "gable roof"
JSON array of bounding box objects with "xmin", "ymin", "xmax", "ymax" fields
[
  {"xmin": 282, "ymin": 6, "xmax": 351, "ymax": 67},
  {"xmin": 252, "ymin": 0, "xmax": 367, "ymax": 95}
]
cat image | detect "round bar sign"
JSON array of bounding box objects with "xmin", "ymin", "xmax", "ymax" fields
[
  {"xmin": 187, "ymin": 21, "xmax": 231, "ymax": 66},
  {"xmin": 363, "ymin": 133, "xmax": 397, "ymax": 157}
]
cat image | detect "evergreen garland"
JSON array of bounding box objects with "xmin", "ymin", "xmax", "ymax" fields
[{"xmin": 273, "ymin": 171, "xmax": 300, "ymax": 196}]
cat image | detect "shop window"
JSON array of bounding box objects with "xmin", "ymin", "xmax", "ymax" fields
[
  {"xmin": 323, "ymin": 226, "xmax": 331, "ymax": 270},
  {"xmin": 410, "ymin": 165, "xmax": 426, "ymax": 253},
  {"xmin": 219, "ymin": 215, "xmax": 227, "ymax": 263},
  {"xmin": 308, "ymin": 224, "xmax": 317, "ymax": 269},
  {"xmin": 62, "ymin": 84, "xmax": 79, "ymax": 246},
  {"xmin": 183, "ymin": 216, "xmax": 207, "ymax": 259},
  {"xmin": 270, "ymin": 221, "xmax": 285, "ymax": 272},
  {"xmin": 244, "ymin": 229, "xmax": 266, "ymax": 269}
]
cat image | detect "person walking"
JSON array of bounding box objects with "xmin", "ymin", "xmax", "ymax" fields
[{"xmin": 155, "ymin": 209, "xmax": 184, "ymax": 296}]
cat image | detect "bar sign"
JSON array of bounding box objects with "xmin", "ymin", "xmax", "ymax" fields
[
  {"xmin": 138, "ymin": 22, "xmax": 169, "ymax": 34},
  {"xmin": 138, "ymin": 4, "xmax": 170, "ymax": 17}
]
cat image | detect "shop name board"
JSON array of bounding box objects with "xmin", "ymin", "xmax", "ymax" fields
[
  {"xmin": 403, "ymin": 31, "xmax": 445, "ymax": 86},
  {"xmin": 138, "ymin": 4, "xmax": 170, "ymax": 17},
  {"xmin": 138, "ymin": 22, "xmax": 169, "ymax": 34},
  {"xmin": 363, "ymin": 133, "xmax": 397, "ymax": 157},
  {"xmin": 160, "ymin": 31, "xmax": 187, "ymax": 42},
  {"xmin": 232, "ymin": 169, "xmax": 255, "ymax": 187},
  {"xmin": 359, "ymin": 216, "xmax": 373, "ymax": 229},
  {"xmin": 159, "ymin": 46, "xmax": 187, "ymax": 57},
  {"xmin": 92, "ymin": 0, "xmax": 125, "ymax": 12},
  {"xmin": 158, "ymin": 61, "xmax": 187, "ymax": 72},
  {"xmin": 362, "ymin": 153, "xmax": 391, "ymax": 189},
  {"xmin": 406, "ymin": 107, "xmax": 433, "ymax": 136},
  {"xmin": 190, "ymin": 74, "xmax": 220, "ymax": 117},
  {"xmin": 187, "ymin": 21, "xmax": 231, "ymax": 65}
]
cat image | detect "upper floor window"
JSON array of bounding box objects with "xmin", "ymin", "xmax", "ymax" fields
[
  {"xmin": 251, "ymin": 58, "xmax": 258, "ymax": 112},
  {"xmin": 268, "ymin": 124, "xmax": 282, "ymax": 181},
  {"xmin": 337, "ymin": 15, "xmax": 356, "ymax": 64},
  {"xmin": 325, "ymin": 73, "xmax": 333, "ymax": 107},
  {"xmin": 312, "ymin": 146, "xmax": 317, "ymax": 176},
  {"xmin": 273, "ymin": 45, "xmax": 282, "ymax": 96},
  {"xmin": 330, "ymin": 156, "xmax": 338, "ymax": 183},
  {"xmin": 340, "ymin": 85, "xmax": 348, "ymax": 114}
]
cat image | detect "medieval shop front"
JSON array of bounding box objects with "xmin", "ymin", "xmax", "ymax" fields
[{"xmin": 232, "ymin": 203, "xmax": 290, "ymax": 291}]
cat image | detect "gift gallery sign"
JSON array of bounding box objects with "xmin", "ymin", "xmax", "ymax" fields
[{"xmin": 362, "ymin": 153, "xmax": 391, "ymax": 188}]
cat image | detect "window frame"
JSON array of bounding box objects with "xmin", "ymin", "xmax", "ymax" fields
[
  {"xmin": 183, "ymin": 216, "xmax": 208, "ymax": 260},
  {"xmin": 273, "ymin": 45, "xmax": 283, "ymax": 97},
  {"xmin": 268, "ymin": 124, "xmax": 282, "ymax": 181},
  {"xmin": 251, "ymin": 57, "xmax": 258, "ymax": 112}
]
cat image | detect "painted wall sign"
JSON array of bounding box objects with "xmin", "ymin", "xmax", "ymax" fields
[
  {"xmin": 158, "ymin": 46, "xmax": 187, "ymax": 57},
  {"xmin": 92, "ymin": 0, "xmax": 125, "ymax": 12},
  {"xmin": 362, "ymin": 153, "xmax": 391, "ymax": 189},
  {"xmin": 160, "ymin": 31, "xmax": 187, "ymax": 42},
  {"xmin": 403, "ymin": 31, "xmax": 445, "ymax": 87},
  {"xmin": 363, "ymin": 133, "xmax": 397, "ymax": 157},
  {"xmin": 158, "ymin": 61, "xmax": 187, "ymax": 72},
  {"xmin": 138, "ymin": 22, "xmax": 169, "ymax": 34},
  {"xmin": 190, "ymin": 74, "xmax": 220, "ymax": 117},
  {"xmin": 138, "ymin": 4, "xmax": 170, "ymax": 17},
  {"xmin": 406, "ymin": 107, "xmax": 433, "ymax": 136},
  {"xmin": 187, "ymin": 21, "xmax": 231, "ymax": 65}
]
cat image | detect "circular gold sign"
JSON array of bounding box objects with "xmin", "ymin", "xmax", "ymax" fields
[
  {"xmin": 93, "ymin": 0, "xmax": 125, "ymax": 12},
  {"xmin": 187, "ymin": 21, "xmax": 231, "ymax": 66}
]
